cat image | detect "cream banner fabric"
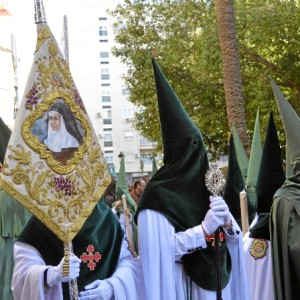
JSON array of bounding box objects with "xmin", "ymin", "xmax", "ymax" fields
[{"xmin": 0, "ymin": 23, "xmax": 111, "ymax": 243}]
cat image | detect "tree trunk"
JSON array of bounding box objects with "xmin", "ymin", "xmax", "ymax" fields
[{"xmin": 215, "ymin": 0, "xmax": 250, "ymax": 155}]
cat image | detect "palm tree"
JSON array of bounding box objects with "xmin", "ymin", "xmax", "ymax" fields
[{"xmin": 215, "ymin": 0, "xmax": 250, "ymax": 155}]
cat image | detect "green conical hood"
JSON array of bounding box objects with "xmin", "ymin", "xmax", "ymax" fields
[
  {"xmin": 136, "ymin": 59, "xmax": 231, "ymax": 291},
  {"xmin": 115, "ymin": 154, "xmax": 136, "ymax": 214},
  {"xmin": 151, "ymin": 156, "xmax": 158, "ymax": 177},
  {"xmin": 0, "ymin": 118, "xmax": 11, "ymax": 164},
  {"xmin": 271, "ymin": 78, "xmax": 300, "ymax": 177},
  {"xmin": 223, "ymin": 135, "xmax": 247, "ymax": 226},
  {"xmin": 256, "ymin": 112, "xmax": 285, "ymax": 213},
  {"xmin": 152, "ymin": 59, "xmax": 203, "ymax": 154},
  {"xmin": 246, "ymin": 109, "xmax": 262, "ymax": 208},
  {"xmin": 232, "ymin": 125, "xmax": 248, "ymax": 185}
]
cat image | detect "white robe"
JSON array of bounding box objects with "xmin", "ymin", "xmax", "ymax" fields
[
  {"xmin": 138, "ymin": 209, "xmax": 250, "ymax": 300},
  {"xmin": 12, "ymin": 236, "xmax": 144, "ymax": 300},
  {"xmin": 243, "ymin": 231, "xmax": 274, "ymax": 300}
]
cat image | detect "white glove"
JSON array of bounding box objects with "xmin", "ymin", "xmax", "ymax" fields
[
  {"xmin": 210, "ymin": 196, "xmax": 231, "ymax": 226},
  {"xmin": 46, "ymin": 255, "xmax": 81, "ymax": 287},
  {"xmin": 202, "ymin": 208, "xmax": 224, "ymax": 235},
  {"xmin": 79, "ymin": 279, "xmax": 113, "ymax": 300},
  {"xmin": 202, "ymin": 196, "xmax": 230, "ymax": 235}
]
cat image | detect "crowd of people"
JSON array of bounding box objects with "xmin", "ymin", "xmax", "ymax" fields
[{"xmin": 0, "ymin": 59, "xmax": 299, "ymax": 300}]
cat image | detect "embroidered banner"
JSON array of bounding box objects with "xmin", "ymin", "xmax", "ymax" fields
[{"xmin": 0, "ymin": 23, "xmax": 111, "ymax": 243}]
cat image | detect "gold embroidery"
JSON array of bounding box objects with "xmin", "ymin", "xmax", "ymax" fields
[
  {"xmin": 1, "ymin": 142, "xmax": 111, "ymax": 243},
  {"xmin": 0, "ymin": 23, "xmax": 111, "ymax": 244},
  {"xmin": 35, "ymin": 25, "xmax": 51, "ymax": 53}
]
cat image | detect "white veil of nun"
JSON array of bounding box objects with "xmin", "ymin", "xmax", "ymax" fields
[{"xmin": 44, "ymin": 111, "xmax": 80, "ymax": 152}]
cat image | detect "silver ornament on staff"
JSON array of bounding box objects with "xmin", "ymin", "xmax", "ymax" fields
[{"xmin": 205, "ymin": 162, "xmax": 226, "ymax": 300}]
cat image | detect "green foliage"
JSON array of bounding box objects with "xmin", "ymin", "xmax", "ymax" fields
[{"xmin": 110, "ymin": 0, "xmax": 300, "ymax": 158}]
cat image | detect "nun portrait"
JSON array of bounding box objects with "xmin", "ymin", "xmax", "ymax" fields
[{"xmin": 42, "ymin": 102, "xmax": 85, "ymax": 165}]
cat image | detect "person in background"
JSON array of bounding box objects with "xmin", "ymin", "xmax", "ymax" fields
[
  {"xmin": 270, "ymin": 79, "xmax": 300, "ymax": 300},
  {"xmin": 130, "ymin": 179, "xmax": 146, "ymax": 205},
  {"xmin": 135, "ymin": 59, "xmax": 250, "ymax": 300},
  {"xmin": 243, "ymin": 112, "xmax": 285, "ymax": 300}
]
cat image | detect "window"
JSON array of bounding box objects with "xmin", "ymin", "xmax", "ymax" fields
[
  {"xmin": 102, "ymin": 106, "xmax": 111, "ymax": 109},
  {"xmin": 124, "ymin": 130, "xmax": 134, "ymax": 141},
  {"xmin": 123, "ymin": 108, "xmax": 134, "ymax": 119},
  {"xmin": 104, "ymin": 151, "xmax": 113, "ymax": 163},
  {"xmin": 99, "ymin": 17, "xmax": 107, "ymax": 21},
  {"xmin": 101, "ymin": 83, "xmax": 110, "ymax": 87},
  {"xmin": 140, "ymin": 137, "xmax": 156, "ymax": 146},
  {"xmin": 104, "ymin": 133, "xmax": 113, "ymax": 147},
  {"xmin": 103, "ymin": 109, "xmax": 112, "ymax": 125},
  {"xmin": 99, "ymin": 26, "xmax": 108, "ymax": 36},
  {"xmin": 122, "ymin": 86, "xmax": 129, "ymax": 95},
  {"xmin": 100, "ymin": 52, "xmax": 109, "ymax": 58},
  {"xmin": 101, "ymin": 61, "xmax": 109, "ymax": 65},
  {"xmin": 102, "ymin": 90, "xmax": 111, "ymax": 102},
  {"xmin": 100, "ymin": 39, "xmax": 108, "ymax": 43},
  {"xmin": 101, "ymin": 68, "xmax": 110, "ymax": 80},
  {"xmin": 102, "ymin": 96, "xmax": 111, "ymax": 102},
  {"xmin": 103, "ymin": 109, "xmax": 112, "ymax": 119}
]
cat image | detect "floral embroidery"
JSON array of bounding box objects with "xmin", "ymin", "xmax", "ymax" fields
[{"xmin": 25, "ymin": 84, "xmax": 42, "ymax": 110}]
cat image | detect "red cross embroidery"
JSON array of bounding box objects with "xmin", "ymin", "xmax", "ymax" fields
[
  {"xmin": 206, "ymin": 234, "xmax": 215, "ymax": 246},
  {"xmin": 219, "ymin": 232, "xmax": 226, "ymax": 242},
  {"xmin": 80, "ymin": 245, "xmax": 101, "ymax": 271}
]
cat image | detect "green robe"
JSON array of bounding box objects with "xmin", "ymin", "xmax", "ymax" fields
[
  {"xmin": 0, "ymin": 190, "xmax": 31, "ymax": 300},
  {"xmin": 270, "ymin": 177, "xmax": 300, "ymax": 300}
]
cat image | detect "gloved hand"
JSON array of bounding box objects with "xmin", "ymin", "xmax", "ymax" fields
[
  {"xmin": 210, "ymin": 196, "xmax": 231, "ymax": 226},
  {"xmin": 46, "ymin": 255, "xmax": 81, "ymax": 287},
  {"xmin": 202, "ymin": 196, "xmax": 230, "ymax": 235},
  {"xmin": 79, "ymin": 279, "xmax": 113, "ymax": 300}
]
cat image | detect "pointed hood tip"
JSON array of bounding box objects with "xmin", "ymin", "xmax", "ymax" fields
[
  {"xmin": 256, "ymin": 112, "xmax": 285, "ymax": 213},
  {"xmin": 152, "ymin": 59, "xmax": 203, "ymax": 151},
  {"xmin": 271, "ymin": 79, "xmax": 300, "ymax": 177}
]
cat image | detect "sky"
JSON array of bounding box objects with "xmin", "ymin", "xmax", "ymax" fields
[{"xmin": 0, "ymin": 0, "xmax": 72, "ymax": 126}]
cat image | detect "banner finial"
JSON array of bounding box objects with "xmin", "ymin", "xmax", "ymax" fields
[{"xmin": 34, "ymin": 0, "xmax": 47, "ymax": 24}]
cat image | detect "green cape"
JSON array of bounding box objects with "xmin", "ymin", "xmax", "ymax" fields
[{"xmin": 18, "ymin": 200, "xmax": 123, "ymax": 299}]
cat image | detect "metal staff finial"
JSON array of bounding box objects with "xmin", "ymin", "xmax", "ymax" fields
[
  {"xmin": 205, "ymin": 162, "xmax": 226, "ymax": 196},
  {"xmin": 34, "ymin": 0, "xmax": 47, "ymax": 24}
]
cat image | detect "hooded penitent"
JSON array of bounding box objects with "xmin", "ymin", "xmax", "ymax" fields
[
  {"xmin": 136, "ymin": 59, "xmax": 231, "ymax": 291},
  {"xmin": 151, "ymin": 156, "xmax": 158, "ymax": 177},
  {"xmin": 115, "ymin": 154, "xmax": 137, "ymax": 215},
  {"xmin": 249, "ymin": 112, "xmax": 285, "ymax": 240},
  {"xmin": 270, "ymin": 79, "xmax": 300, "ymax": 300},
  {"xmin": 223, "ymin": 135, "xmax": 246, "ymax": 228},
  {"xmin": 231, "ymin": 125, "xmax": 256, "ymax": 224}
]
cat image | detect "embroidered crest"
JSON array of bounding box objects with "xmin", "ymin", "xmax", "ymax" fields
[
  {"xmin": 250, "ymin": 239, "xmax": 268, "ymax": 260},
  {"xmin": 80, "ymin": 245, "xmax": 102, "ymax": 271}
]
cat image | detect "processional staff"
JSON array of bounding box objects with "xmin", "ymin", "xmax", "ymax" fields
[{"xmin": 205, "ymin": 162, "xmax": 226, "ymax": 300}]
